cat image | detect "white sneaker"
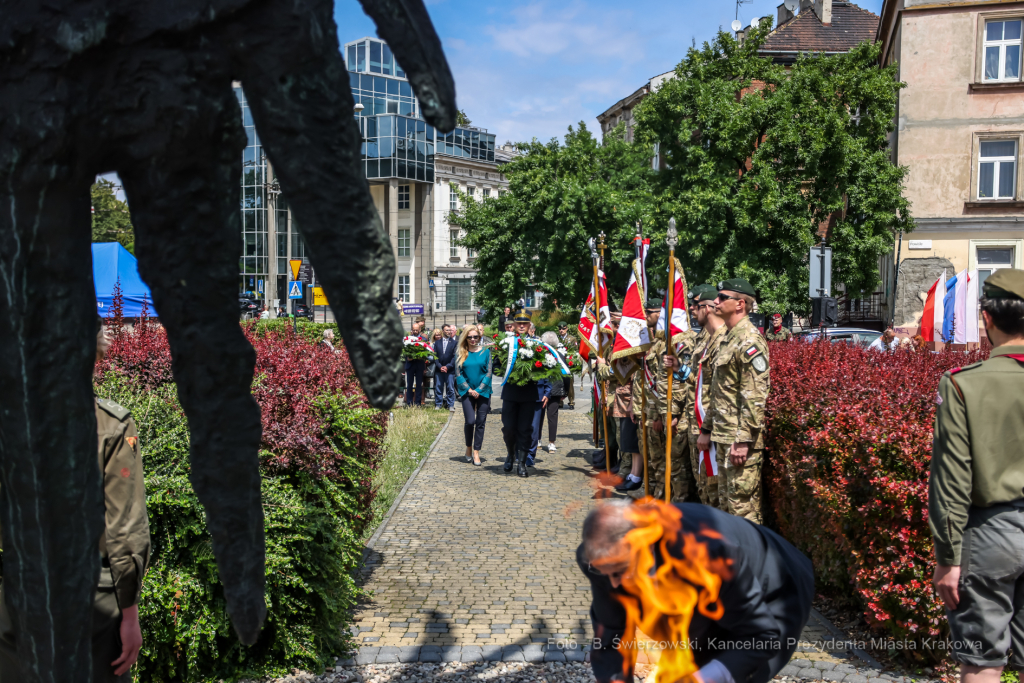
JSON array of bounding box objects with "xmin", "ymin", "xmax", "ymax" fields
[{"xmin": 547, "ymin": 443, "xmax": 557, "ymax": 452}]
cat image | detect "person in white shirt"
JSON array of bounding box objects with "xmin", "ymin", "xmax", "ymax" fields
[{"xmin": 868, "ymin": 328, "xmax": 899, "ymax": 352}]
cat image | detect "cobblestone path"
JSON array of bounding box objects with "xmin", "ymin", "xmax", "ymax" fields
[{"xmin": 351, "ymin": 389, "xmax": 880, "ymax": 673}]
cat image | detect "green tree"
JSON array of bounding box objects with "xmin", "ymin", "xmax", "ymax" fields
[
  {"xmin": 91, "ymin": 178, "xmax": 135, "ymax": 253},
  {"xmin": 633, "ymin": 26, "xmax": 912, "ymax": 314},
  {"xmin": 456, "ymin": 109, "xmax": 472, "ymax": 127},
  {"xmin": 457, "ymin": 124, "xmax": 663, "ymax": 315}
]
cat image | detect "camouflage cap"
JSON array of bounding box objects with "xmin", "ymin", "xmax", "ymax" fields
[
  {"xmin": 717, "ymin": 278, "xmax": 756, "ymax": 298},
  {"xmin": 984, "ymin": 268, "xmax": 1024, "ymax": 301}
]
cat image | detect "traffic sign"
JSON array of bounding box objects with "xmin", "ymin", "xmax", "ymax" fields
[
  {"xmin": 288, "ymin": 281, "xmax": 303, "ymax": 299},
  {"xmin": 808, "ymin": 245, "xmax": 832, "ymax": 299},
  {"xmin": 297, "ymin": 262, "xmax": 313, "ymax": 284},
  {"xmin": 289, "ymin": 259, "xmax": 302, "ymax": 280},
  {"xmin": 402, "ymin": 304, "xmax": 424, "ymax": 315},
  {"xmin": 313, "ymin": 286, "xmax": 328, "ymax": 306}
]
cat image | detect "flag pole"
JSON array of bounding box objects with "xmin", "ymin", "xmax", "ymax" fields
[
  {"xmin": 664, "ymin": 218, "xmax": 677, "ymax": 503},
  {"xmin": 596, "ymin": 232, "xmax": 612, "ymax": 474},
  {"xmin": 636, "ymin": 220, "xmax": 650, "ymax": 498}
]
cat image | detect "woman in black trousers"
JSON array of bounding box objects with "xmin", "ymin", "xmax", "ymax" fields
[{"xmin": 454, "ymin": 327, "xmax": 493, "ymax": 466}]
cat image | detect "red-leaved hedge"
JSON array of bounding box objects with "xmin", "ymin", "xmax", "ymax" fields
[{"xmin": 766, "ymin": 340, "xmax": 987, "ymax": 665}]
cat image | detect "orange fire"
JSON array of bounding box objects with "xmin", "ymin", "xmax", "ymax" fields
[{"xmin": 597, "ymin": 499, "xmax": 731, "ymax": 683}]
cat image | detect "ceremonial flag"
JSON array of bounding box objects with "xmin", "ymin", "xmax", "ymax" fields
[
  {"xmin": 611, "ymin": 261, "xmax": 651, "ymax": 362},
  {"xmin": 921, "ymin": 269, "xmax": 946, "ymax": 343},
  {"xmin": 693, "ymin": 356, "xmax": 719, "ymax": 477},
  {"xmin": 953, "ymin": 269, "xmax": 968, "ymax": 344},
  {"xmin": 942, "ymin": 273, "xmax": 958, "ymax": 343},
  {"xmin": 655, "ymin": 258, "xmax": 689, "ymax": 342},
  {"xmin": 636, "ymin": 237, "xmax": 651, "ymax": 302},
  {"xmin": 965, "ymin": 270, "xmax": 980, "ymax": 343},
  {"xmin": 578, "ymin": 269, "xmax": 610, "ymax": 356}
]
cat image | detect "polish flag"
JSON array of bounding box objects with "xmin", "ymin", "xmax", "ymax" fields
[
  {"xmin": 655, "ymin": 258, "xmax": 689, "ymax": 341},
  {"xmin": 693, "ymin": 357, "xmax": 719, "ymax": 477},
  {"xmin": 611, "ymin": 262, "xmax": 651, "ymax": 362},
  {"xmin": 920, "ymin": 269, "xmax": 946, "ymax": 343},
  {"xmin": 953, "ymin": 269, "xmax": 969, "ymax": 344},
  {"xmin": 965, "ymin": 270, "xmax": 980, "ymax": 343}
]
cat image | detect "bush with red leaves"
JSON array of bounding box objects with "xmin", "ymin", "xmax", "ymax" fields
[{"xmin": 766, "ymin": 340, "xmax": 987, "ymax": 666}]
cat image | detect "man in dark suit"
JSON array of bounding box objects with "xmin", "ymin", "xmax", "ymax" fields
[
  {"xmin": 500, "ymin": 309, "xmax": 551, "ymax": 478},
  {"xmin": 404, "ymin": 317, "xmax": 428, "ymax": 407},
  {"xmin": 498, "ymin": 306, "xmax": 511, "ymax": 332},
  {"xmin": 580, "ymin": 500, "xmax": 813, "ymax": 683},
  {"xmin": 434, "ymin": 325, "xmax": 457, "ymax": 410}
]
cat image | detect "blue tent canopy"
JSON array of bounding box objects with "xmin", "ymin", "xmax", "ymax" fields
[{"xmin": 92, "ymin": 242, "xmax": 158, "ymax": 318}]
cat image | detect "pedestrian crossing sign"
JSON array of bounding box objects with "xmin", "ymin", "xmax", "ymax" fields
[{"xmin": 288, "ymin": 281, "xmax": 303, "ymax": 299}]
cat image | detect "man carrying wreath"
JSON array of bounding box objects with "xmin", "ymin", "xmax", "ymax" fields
[{"xmin": 499, "ymin": 309, "xmax": 553, "ymax": 478}]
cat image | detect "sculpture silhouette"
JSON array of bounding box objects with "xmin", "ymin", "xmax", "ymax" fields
[{"xmin": 0, "ymin": 0, "xmax": 455, "ymax": 679}]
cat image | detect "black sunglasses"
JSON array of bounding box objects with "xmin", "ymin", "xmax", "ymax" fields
[
  {"xmin": 715, "ymin": 293, "xmax": 742, "ymax": 302},
  {"xmin": 466, "ymin": 335, "xmax": 481, "ymax": 340}
]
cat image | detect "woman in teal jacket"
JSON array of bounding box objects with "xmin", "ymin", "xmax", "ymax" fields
[{"xmin": 454, "ymin": 327, "xmax": 493, "ymax": 466}]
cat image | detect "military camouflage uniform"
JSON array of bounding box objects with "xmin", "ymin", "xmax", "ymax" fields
[
  {"xmin": 764, "ymin": 327, "xmax": 792, "ymax": 342},
  {"xmin": 644, "ymin": 332, "xmax": 698, "ymax": 503},
  {"xmin": 686, "ymin": 323, "xmax": 729, "ymax": 507},
  {"xmin": 705, "ymin": 316, "xmax": 770, "ymax": 522},
  {"xmin": 0, "ymin": 398, "xmax": 151, "ymax": 683}
]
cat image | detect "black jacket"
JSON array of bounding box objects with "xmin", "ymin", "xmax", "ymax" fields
[
  {"xmin": 579, "ymin": 504, "xmax": 813, "ymax": 683},
  {"xmin": 434, "ymin": 337, "xmax": 457, "ymax": 373}
]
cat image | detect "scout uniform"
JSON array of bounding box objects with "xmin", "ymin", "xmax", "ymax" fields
[
  {"xmin": 0, "ymin": 398, "xmax": 152, "ymax": 683},
  {"xmin": 594, "ymin": 321, "xmax": 629, "ymax": 472},
  {"xmin": 764, "ymin": 313, "xmax": 792, "ymax": 342},
  {"xmin": 703, "ymin": 278, "xmax": 770, "ymax": 523},
  {"xmin": 930, "ymin": 269, "xmax": 1024, "ymax": 670},
  {"xmin": 645, "ymin": 328, "xmax": 698, "ymax": 504},
  {"xmin": 684, "ymin": 285, "xmax": 729, "ymax": 507}
]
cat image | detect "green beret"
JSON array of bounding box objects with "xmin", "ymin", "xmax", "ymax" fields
[
  {"xmin": 689, "ymin": 284, "xmax": 717, "ymax": 303},
  {"xmin": 513, "ymin": 310, "xmax": 533, "ymax": 323},
  {"xmin": 645, "ymin": 298, "xmax": 664, "ymax": 312},
  {"xmin": 557, "ymin": 321, "xmax": 568, "ymax": 329},
  {"xmin": 984, "ymin": 268, "xmax": 1024, "ymax": 301},
  {"xmin": 717, "ymin": 278, "xmax": 756, "ymax": 298}
]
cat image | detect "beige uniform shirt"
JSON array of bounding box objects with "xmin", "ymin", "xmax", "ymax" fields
[
  {"xmin": 707, "ymin": 316, "xmax": 770, "ymax": 448},
  {"xmin": 688, "ymin": 324, "xmax": 729, "ymax": 436},
  {"xmin": 96, "ymin": 398, "xmax": 152, "ymax": 609}
]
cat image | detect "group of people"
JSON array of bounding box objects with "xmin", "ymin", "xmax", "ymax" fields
[
  {"xmin": 589, "ymin": 277, "xmax": 770, "ymax": 524},
  {"xmin": 401, "ymin": 317, "xmax": 494, "ymax": 410}
]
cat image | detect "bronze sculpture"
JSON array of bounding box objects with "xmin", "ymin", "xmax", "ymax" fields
[{"xmin": 0, "ymin": 0, "xmax": 455, "ymax": 679}]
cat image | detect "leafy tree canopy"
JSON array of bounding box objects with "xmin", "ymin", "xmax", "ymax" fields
[
  {"xmin": 456, "ymin": 124, "xmax": 665, "ymax": 315},
  {"xmin": 456, "ymin": 109, "xmax": 472, "ymax": 127},
  {"xmin": 633, "ymin": 26, "xmax": 912, "ymax": 314},
  {"xmin": 91, "ymin": 178, "xmax": 135, "ymax": 253}
]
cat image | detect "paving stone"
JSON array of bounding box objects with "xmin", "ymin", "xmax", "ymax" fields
[
  {"xmin": 845, "ymin": 676, "xmax": 869, "ymax": 683},
  {"xmin": 780, "ymin": 665, "xmax": 804, "ymax": 677},
  {"xmin": 375, "ymin": 654, "xmax": 399, "ymax": 664},
  {"xmin": 798, "ymin": 669, "xmax": 824, "ymax": 680},
  {"xmin": 565, "ymin": 649, "xmax": 586, "ymax": 662},
  {"xmin": 441, "ymin": 649, "xmax": 462, "ymax": 662},
  {"xmin": 353, "ymin": 654, "xmax": 376, "ymax": 665},
  {"xmin": 378, "ymin": 646, "xmax": 400, "ymax": 654},
  {"xmin": 544, "ymin": 651, "xmax": 567, "ymax": 662},
  {"xmin": 462, "ymin": 651, "xmax": 484, "ymax": 662},
  {"xmin": 481, "ymin": 646, "xmax": 503, "ymax": 661},
  {"xmin": 815, "ymin": 662, "xmax": 838, "ymax": 671},
  {"xmin": 822, "ymin": 671, "xmax": 847, "ymax": 682},
  {"xmin": 419, "ymin": 651, "xmax": 442, "ymax": 662},
  {"xmin": 502, "ymin": 651, "xmax": 526, "ymax": 662}
]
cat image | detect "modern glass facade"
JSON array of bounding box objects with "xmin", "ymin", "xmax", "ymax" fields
[
  {"xmin": 345, "ymin": 37, "xmax": 496, "ymax": 178},
  {"xmin": 237, "ymin": 88, "xmax": 270, "ymax": 298}
]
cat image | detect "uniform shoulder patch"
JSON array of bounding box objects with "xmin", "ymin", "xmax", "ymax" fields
[
  {"xmin": 949, "ymin": 361, "xmax": 984, "ymax": 375},
  {"xmin": 752, "ymin": 355, "xmax": 768, "ymax": 373},
  {"xmin": 96, "ymin": 398, "xmax": 131, "ymax": 421}
]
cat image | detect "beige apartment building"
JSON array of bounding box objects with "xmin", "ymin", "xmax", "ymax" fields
[{"xmin": 878, "ymin": 0, "xmax": 1024, "ymax": 336}]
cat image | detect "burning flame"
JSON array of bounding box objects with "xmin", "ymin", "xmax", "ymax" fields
[{"xmin": 594, "ymin": 499, "xmax": 731, "ymax": 683}]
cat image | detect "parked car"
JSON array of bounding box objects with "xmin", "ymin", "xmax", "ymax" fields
[
  {"xmin": 239, "ymin": 296, "xmax": 260, "ymax": 319},
  {"xmin": 794, "ymin": 327, "xmax": 882, "ymax": 348},
  {"xmin": 294, "ymin": 303, "xmax": 314, "ymax": 320}
]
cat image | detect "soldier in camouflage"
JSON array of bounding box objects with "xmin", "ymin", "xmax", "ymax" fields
[
  {"xmin": 616, "ymin": 302, "xmax": 662, "ymax": 494},
  {"xmin": 646, "ymin": 305, "xmax": 698, "ymax": 504},
  {"xmin": 681, "ymin": 285, "xmax": 728, "ymax": 507},
  {"xmin": 697, "ymin": 278, "xmax": 770, "ymax": 523}
]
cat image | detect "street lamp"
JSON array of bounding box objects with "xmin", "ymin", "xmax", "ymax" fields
[{"xmin": 353, "ymin": 103, "xmax": 365, "ymax": 115}]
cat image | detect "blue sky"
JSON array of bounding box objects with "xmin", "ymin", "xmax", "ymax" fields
[{"xmin": 333, "ymin": 0, "xmax": 883, "ymax": 146}]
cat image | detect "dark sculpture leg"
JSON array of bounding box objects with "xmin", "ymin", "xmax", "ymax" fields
[
  {"xmin": 0, "ymin": 178, "xmax": 106, "ymax": 680},
  {"xmin": 118, "ymin": 91, "xmax": 266, "ymax": 644}
]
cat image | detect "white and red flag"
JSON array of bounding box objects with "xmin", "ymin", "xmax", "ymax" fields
[
  {"xmin": 611, "ymin": 260, "xmax": 651, "ymax": 364},
  {"xmin": 578, "ymin": 270, "xmax": 610, "ymax": 358},
  {"xmin": 655, "ymin": 257, "xmax": 689, "ymax": 344},
  {"xmin": 693, "ymin": 349, "xmax": 719, "ymax": 476}
]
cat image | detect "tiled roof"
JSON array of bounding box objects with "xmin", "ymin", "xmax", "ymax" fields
[{"xmin": 759, "ymin": 2, "xmax": 879, "ymax": 55}]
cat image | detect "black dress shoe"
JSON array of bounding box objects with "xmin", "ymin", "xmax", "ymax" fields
[
  {"xmin": 503, "ymin": 450, "xmax": 515, "ymax": 472},
  {"xmin": 615, "ymin": 478, "xmax": 643, "ymax": 492},
  {"xmin": 517, "ymin": 458, "xmax": 529, "ymax": 478}
]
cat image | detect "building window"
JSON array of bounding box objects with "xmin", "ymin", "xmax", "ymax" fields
[
  {"xmin": 978, "ymin": 247, "xmax": 1015, "ymax": 291},
  {"xmin": 979, "ymin": 140, "xmax": 1017, "ymax": 199},
  {"xmin": 984, "ymin": 19, "xmax": 1022, "ymax": 82},
  {"xmin": 446, "ymin": 278, "xmax": 473, "ymax": 310},
  {"xmin": 398, "ymin": 275, "xmax": 410, "ymax": 302},
  {"xmin": 398, "ymin": 184, "xmax": 410, "ymax": 210},
  {"xmin": 398, "ymin": 228, "xmax": 410, "ymax": 257},
  {"xmin": 449, "ymin": 185, "xmax": 458, "ymax": 211},
  {"xmin": 450, "ymin": 229, "xmax": 460, "ymax": 259},
  {"xmin": 467, "ymin": 186, "xmax": 475, "ymax": 198},
  {"xmin": 482, "ymin": 188, "xmax": 490, "ymax": 199}
]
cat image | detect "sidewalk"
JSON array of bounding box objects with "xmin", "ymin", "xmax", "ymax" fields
[{"xmin": 346, "ymin": 394, "xmax": 919, "ymax": 681}]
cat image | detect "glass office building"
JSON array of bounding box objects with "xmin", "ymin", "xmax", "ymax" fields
[{"xmin": 237, "ymin": 87, "xmax": 270, "ymax": 298}]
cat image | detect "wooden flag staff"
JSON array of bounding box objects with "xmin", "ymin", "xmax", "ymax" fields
[
  {"xmin": 588, "ymin": 236, "xmax": 611, "ymax": 474},
  {"xmin": 664, "ymin": 218, "xmax": 677, "ymax": 503},
  {"xmin": 636, "ymin": 221, "xmax": 651, "ymax": 498}
]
